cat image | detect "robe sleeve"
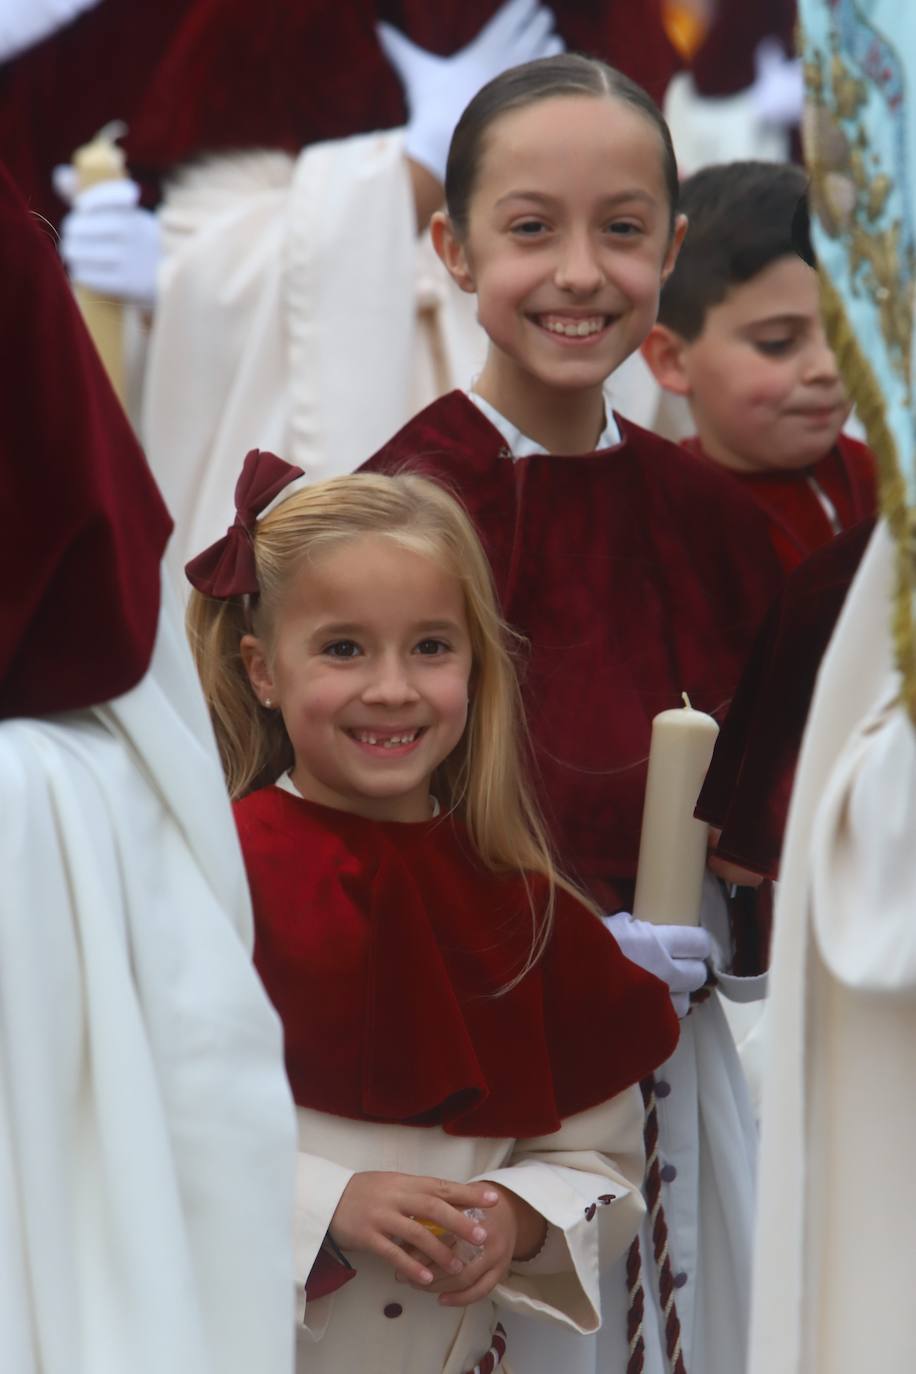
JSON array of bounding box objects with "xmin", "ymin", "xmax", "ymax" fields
[
  {"xmin": 473, "ymin": 1087, "xmax": 646, "ymax": 1334},
  {"xmin": 293, "ymin": 1147, "xmax": 355, "ymax": 1336}
]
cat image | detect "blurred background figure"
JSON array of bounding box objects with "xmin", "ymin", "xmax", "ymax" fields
[
  {"xmin": 0, "ymin": 160, "xmax": 297, "ymax": 1374},
  {"xmin": 748, "ymin": 3, "xmax": 916, "ymax": 1371}
]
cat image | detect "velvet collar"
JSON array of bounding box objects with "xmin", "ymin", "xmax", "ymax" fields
[{"xmin": 235, "ymin": 787, "xmax": 678, "ymax": 1137}]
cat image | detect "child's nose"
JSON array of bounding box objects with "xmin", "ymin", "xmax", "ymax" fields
[
  {"xmin": 361, "ymin": 657, "xmax": 420, "ymax": 704},
  {"xmin": 554, "ymin": 234, "xmax": 604, "ymax": 294},
  {"xmin": 802, "ymin": 331, "xmax": 841, "ymax": 384}
]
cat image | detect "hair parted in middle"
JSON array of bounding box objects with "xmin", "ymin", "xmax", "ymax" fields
[
  {"xmin": 658, "ymin": 159, "xmax": 810, "ymax": 342},
  {"xmin": 444, "ymin": 52, "xmax": 680, "ymax": 238},
  {"xmin": 186, "ymin": 469, "xmax": 595, "ymax": 981}
]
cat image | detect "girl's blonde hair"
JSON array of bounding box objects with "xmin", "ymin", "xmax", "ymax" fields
[{"xmin": 187, "ymin": 470, "xmax": 594, "ymax": 984}]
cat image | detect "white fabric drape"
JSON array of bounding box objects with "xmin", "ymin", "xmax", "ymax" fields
[
  {"xmin": 748, "ymin": 520, "xmax": 916, "ymax": 1371},
  {"xmin": 0, "ymin": 575, "xmax": 297, "ymax": 1374}
]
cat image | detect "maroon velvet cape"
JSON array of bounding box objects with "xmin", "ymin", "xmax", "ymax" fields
[
  {"xmin": 361, "ymin": 392, "xmax": 782, "ymax": 906},
  {"xmin": 125, "ymin": 0, "xmax": 682, "ymax": 174},
  {"xmin": 682, "ymin": 433, "xmax": 876, "ymax": 573},
  {"xmin": 690, "ymin": 0, "xmax": 796, "ymax": 97},
  {"xmin": 696, "ymin": 518, "xmax": 875, "ymax": 879},
  {"xmin": 235, "ymin": 788, "xmax": 679, "ymax": 1138},
  {"xmin": 0, "ymin": 160, "xmax": 171, "ymax": 717},
  {"xmin": 0, "ymin": 0, "xmax": 190, "ymax": 225}
]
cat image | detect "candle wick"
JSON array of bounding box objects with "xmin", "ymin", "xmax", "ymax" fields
[{"xmin": 681, "ymin": 692, "xmax": 692, "ymax": 710}]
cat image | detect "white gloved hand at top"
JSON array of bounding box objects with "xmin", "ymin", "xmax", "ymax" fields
[
  {"xmin": 603, "ymin": 912, "xmax": 713, "ymax": 1018},
  {"xmin": 59, "ymin": 177, "xmax": 161, "ymax": 309},
  {"xmin": 751, "ymin": 38, "xmax": 804, "ymax": 127},
  {"xmin": 377, "ymin": 0, "xmax": 563, "ymax": 184}
]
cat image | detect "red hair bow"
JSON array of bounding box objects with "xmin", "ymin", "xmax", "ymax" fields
[{"xmin": 185, "ymin": 449, "xmax": 305, "ymax": 597}]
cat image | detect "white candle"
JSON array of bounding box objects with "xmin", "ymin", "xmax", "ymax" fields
[
  {"xmin": 72, "ymin": 132, "xmax": 127, "ymax": 405},
  {"xmin": 632, "ymin": 694, "xmax": 719, "ymax": 927}
]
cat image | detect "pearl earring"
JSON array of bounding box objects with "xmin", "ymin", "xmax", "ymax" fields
[{"xmin": 264, "ymin": 697, "xmax": 273, "ymax": 709}]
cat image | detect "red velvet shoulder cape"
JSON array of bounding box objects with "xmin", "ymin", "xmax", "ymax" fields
[
  {"xmin": 682, "ymin": 433, "xmax": 876, "ymax": 573},
  {"xmin": 696, "ymin": 517, "xmax": 874, "ymax": 879},
  {"xmin": 235, "ymin": 787, "xmax": 678, "ymax": 1138},
  {"xmin": 0, "ymin": 161, "xmax": 171, "ymax": 717},
  {"xmin": 361, "ymin": 391, "xmax": 781, "ymax": 906}
]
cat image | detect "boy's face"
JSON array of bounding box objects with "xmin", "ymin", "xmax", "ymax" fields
[{"xmin": 663, "ymin": 255, "xmax": 851, "ymax": 473}]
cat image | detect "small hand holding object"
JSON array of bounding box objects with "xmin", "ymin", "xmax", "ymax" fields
[
  {"xmin": 59, "ymin": 177, "xmax": 161, "ymax": 309},
  {"xmin": 377, "ymin": 0, "xmax": 563, "ymax": 183},
  {"xmin": 329, "ymin": 1172, "xmax": 499, "ymax": 1288},
  {"xmin": 397, "ymin": 1185, "xmax": 547, "ymax": 1307},
  {"xmin": 603, "ymin": 911, "xmax": 712, "ymax": 1018}
]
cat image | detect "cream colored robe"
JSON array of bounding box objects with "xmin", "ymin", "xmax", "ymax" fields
[
  {"xmin": 292, "ymin": 1090, "xmax": 647, "ymax": 1374},
  {"xmin": 0, "ymin": 577, "xmax": 297, "ymax": 1374},
  {"xmin": 748, "ymin": 520, "xmax": 916, "ymax": 1370},
  {"xmin": 141, "ymin": 132, "xmax": 486, "ymax": 583}
]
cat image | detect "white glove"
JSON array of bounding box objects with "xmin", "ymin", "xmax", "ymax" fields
[
  {"xmin": 59, "ymin": 178, "xmax": 161, "ymax": 309},
  {"xmin": 377, "ymin": 0, "xmax": 563, "ymax": 184},
  {"xmin": 751, "ymin": 38, "xmax": 804, "ymax": 127},
  {"xmin": 0, "ymin": 0, "xmax": 101, "ymax": 64},
  {"xmin": 602, "ymin": 912, "xmax": 713, "ymax": 1018}
]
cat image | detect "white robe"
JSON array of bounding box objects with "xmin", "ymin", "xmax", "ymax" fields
[
  {"xmin": 0, "ymin": 576, "xmax": 297, "ymax": 1374},
  {"xmin": 502, "ymin": 881, "xmax": 762, "ymax": 1374},
  {"xmin": 141, "ymin": 132, "xmax": 486, "ymax": 584},
  {"xmin": 291, "ymin": 1091, "xmax": 647, "ymax": 1374},
  {"xmin": 749, "ymin": 520, "xmax": 916, "ymax": 1371}
]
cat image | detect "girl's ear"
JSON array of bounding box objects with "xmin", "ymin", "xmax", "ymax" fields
[
  {"xmin": 641, "ymin": 324, "xmax": 692, "ymax": 398},
  {"xmin": 431, "ymin": 210, "xmax": 476, "ymax": 294},
  {"xmin": 661, "ymin": 212, "xmax": 688, "ymax": 286},
  {"xmin": 240, "ymin": 634, "xmax": 275, "ymax": 706}
]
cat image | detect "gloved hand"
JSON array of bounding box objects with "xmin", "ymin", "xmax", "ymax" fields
[
  {"xmin": 602, "ymin": 912, "xmax": 713, "ymax": 1018},
  {"xmin": 377, "ymin": 0, "xmax": 563, "ymax": 184},
  {"xmin": 59, "ymin": 178, "xmax": 161, "ymax": 309},
  {"xmin": 751, "ymin": 38, "xmax": 804, "ymax": 127}
]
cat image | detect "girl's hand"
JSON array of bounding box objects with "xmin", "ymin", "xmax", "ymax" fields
[
  {"xmin": 329, "ymin": 1172, "xmax": 499, "ymax": 1287},
  {"xmin": 399, "ymin": 1185, "xmax": 547, "ymax": 1307}
]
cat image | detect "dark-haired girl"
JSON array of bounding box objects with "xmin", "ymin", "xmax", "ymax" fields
[{"xmin": 364, "ymin": 54, "xmax": 779, "ymax": 1374}]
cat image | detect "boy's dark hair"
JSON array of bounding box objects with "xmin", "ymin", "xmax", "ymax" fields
[{"xmin": 658, "ymin": 160, "xmax": 810, "ymax": 340}]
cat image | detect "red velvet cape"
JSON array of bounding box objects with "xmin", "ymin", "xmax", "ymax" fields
[
  {"xmin": 690, "ymin": 0, "xmax": 796, "ymax": 97},
  {"xmin": 696, "ymin": 517, "xmax": 874, "ymax": 879},
  {"xmin": 361, "ymin": 392, "xmax": 782, "ymax": 906},
  {"xmin": 235, "ymin": 787, "xmax": 678, "ymax": 1138},
  {"xmin": 682, "ymin": 433, "xmax": 876, "ymax": 573},
  {"xmin": 125, "ymin": 0, "xmax": 681, "ymax": 174},
  {"xmin": 0, "ymin": 161, "xmax": 171, "ymax": 717},
  {"xmin": 0, "ymin": 0, "xmax": 190, "ymax": 226}
]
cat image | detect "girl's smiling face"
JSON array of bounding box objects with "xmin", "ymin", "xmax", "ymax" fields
[
  {"xmin": 242, "ymin": 535, "xmax": 472, "ymax": 823},
  {"xmin": 436, "ymin": 95, "xmax": 685, "ymax": 426}
]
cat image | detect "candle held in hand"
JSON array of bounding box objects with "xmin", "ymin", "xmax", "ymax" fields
[{"xmin": 633, "ymin": 695, "xmax": 719, "ymax": 927}]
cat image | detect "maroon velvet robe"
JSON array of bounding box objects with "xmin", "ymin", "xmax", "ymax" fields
[
  {"xmin": 125, "ymin": 0, "xmax": 682, "ymax": 174},
  {"xmin": 696, "ymin": 518, "xmax": 875, "ymax": 880},
  {"xmin": 235, "ymin": 787, "xmax": 679, "ymax": 1138},
  {"xmin": 0, "ymin": 160, "xmax": 171, "ymax": 717},
  {"xmin": 361, "ymin": 391, "xmax": 782, "ymax": 907},
  {"xmin": 682, "ymin": 433, "xmax": 876, "ymax": 573}
]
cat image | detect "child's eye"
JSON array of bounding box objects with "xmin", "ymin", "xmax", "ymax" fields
[
  {"xmin": 322, "ymin": 640, "xmax": 362, "ymax": 658},
  {"xmin": 606, "ymin": 220, "xmax": 642, "ymax": 237},
  {"xmin": 511, "ymin": 219, "xmax": 549, "ymax": 237},
  {"xmin": 754, "ymin": 338, "xmax": 794, "ymax": 356},
  {"xmin": 414, "ymin": 638, "xmax": 451, "ymax": 656}
]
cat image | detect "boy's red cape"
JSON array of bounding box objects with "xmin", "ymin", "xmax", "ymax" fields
[{"xmin": 235, "ymin": 787, "xmax": 679, "ymax": 1138}]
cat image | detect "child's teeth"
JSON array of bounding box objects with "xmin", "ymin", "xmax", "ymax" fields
[{"xmin": 542, "ymin": 316, "xmax": 604, "ymax": 337}]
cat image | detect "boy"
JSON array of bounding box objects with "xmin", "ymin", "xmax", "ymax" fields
[{"xmin": 642, "ymin": 159, "xmax": 875, "ymax": 571}]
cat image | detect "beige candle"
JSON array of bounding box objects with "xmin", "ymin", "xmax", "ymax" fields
[
  {"xmin": 633, "ymin": 694, "xmax": 719, "ymax": 927},
  {"xmin": 72, "ymin": 133, "xmax": 127, "ymax": 405}
]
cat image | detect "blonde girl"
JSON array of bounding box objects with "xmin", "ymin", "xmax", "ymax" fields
[{"xmin": 186, "ymin": 449, "xmax": 676, "ymax": 1374}]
